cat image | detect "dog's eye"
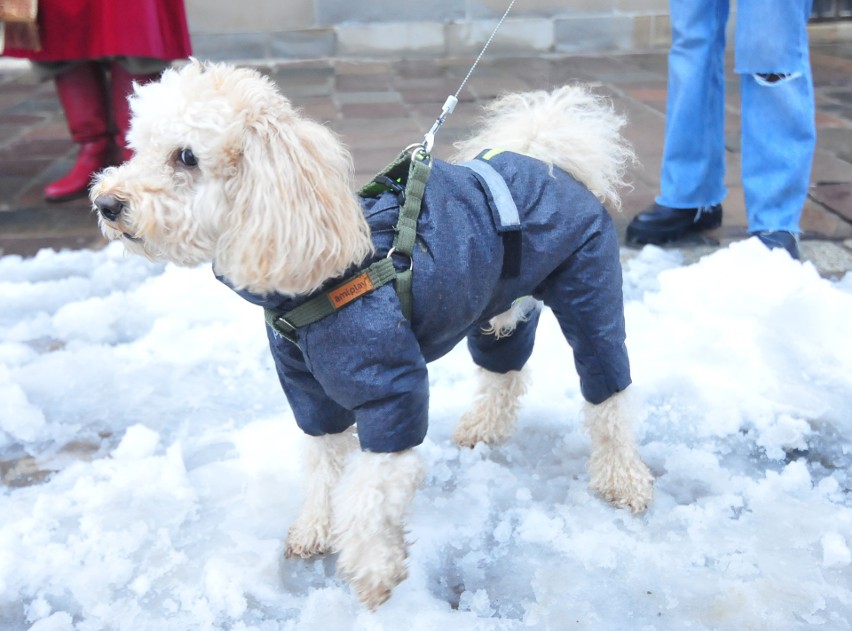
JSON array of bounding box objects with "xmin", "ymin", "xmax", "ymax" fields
[{"xmin": 177, "ymin": 148, "xmax": 198, "ymax": 167}]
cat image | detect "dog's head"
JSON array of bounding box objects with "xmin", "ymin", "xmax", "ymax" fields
[{"xmin": 91, "ymin": 60, "xmax": 372, "ymax": 296}]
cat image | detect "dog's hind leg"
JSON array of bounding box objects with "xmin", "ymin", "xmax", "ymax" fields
[
  {"xmin": 454, "ymin": 298, "xmax": 539, "ymax": 448},
  {"xmin": 529, "ymin": 203, "xmax": 653, "ymax": 512},
  {"xmin": 285, "ymin": 429, "xmax": 358, "ymax": 559},
  {"xmin": 453, "ymin": 367, "xmax": 529, "ymax": 447},
  {"xmin": 584, "ymin": 390, "xmax": 653, "ymax": 513},
  {"xmin": 332, "ymin": 449, "xmax": 425, "ymax": 610}
]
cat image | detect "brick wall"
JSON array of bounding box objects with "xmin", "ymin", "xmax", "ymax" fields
[
  {"xmin": 185, "ymin": 0, "xmax": 673, "ymax": 61},
  {"xmin": 185, "ymin": 0, "xmax": 850, "ymax": 62}
]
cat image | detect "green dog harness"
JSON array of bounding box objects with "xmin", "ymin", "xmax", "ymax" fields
[
  {"xmin": 264, "ymin": 147, "xmax": 431, "ymax": 344},
  {"xmin": 263, "ymin": 147, "xmax": 526, "ymax": 345}
]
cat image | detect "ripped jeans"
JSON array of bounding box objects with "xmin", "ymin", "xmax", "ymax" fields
[{"xmin": 657, "ymin": 0, "xmax": 816, "ymax": 234}]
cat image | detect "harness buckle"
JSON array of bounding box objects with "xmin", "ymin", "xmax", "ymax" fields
[
  {"xmin": 372, "ymin": 175, "xmax": 406, "ymax": 205},
  {"xmin": 272, "ymin": 315, "xmax": 299, "ymax": 343}
]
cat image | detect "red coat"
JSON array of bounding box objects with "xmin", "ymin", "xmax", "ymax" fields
[{"xmin": 3, "ymin": 0, "xmax": 192, "ymax": 61}]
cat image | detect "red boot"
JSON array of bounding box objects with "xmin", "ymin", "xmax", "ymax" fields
[
  {"xmin": 110, "ymin": 62, "xmax": 159, "ymax": 163},
  {"xmin": 44, "ymin": 62, "xmax": 113, "ymax": 203}
]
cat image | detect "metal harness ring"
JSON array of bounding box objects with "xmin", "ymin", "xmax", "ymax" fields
[{"xmin": 386, "ymin": 247, "xmax": 414, "ymax": 272}]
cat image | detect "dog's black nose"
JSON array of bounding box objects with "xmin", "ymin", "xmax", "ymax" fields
[{"xmin": 94, "ymin": 195, "xmax": 125, "ymax": 222}]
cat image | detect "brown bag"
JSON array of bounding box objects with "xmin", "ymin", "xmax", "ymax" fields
[{"xmin": 0, "ymin": 0, "xmax": 40, "ymax": 52}]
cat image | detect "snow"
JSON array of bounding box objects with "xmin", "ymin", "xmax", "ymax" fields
[{"xmin": 1, "ymin": 238, "xmax": 850, "ymax": 630}]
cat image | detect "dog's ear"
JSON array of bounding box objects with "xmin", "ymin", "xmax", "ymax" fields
[{"xmin": 214, "ymin": 81, "xmax": 373, "ymax": 296}]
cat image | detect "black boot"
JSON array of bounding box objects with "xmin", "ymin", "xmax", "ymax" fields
[
  {"xmin": 753, "ymin": 231, "xmax": 800, "ymax": 260},
  {"xmin": 626, "ymin": 203, "xmax": 723, "ymax": 245}
]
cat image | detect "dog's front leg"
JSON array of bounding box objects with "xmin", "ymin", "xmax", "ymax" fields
[
  {"xmin": 332, "ymin": 448, "xmax": 425, "ymax": 610},
  {"xmin": 585, "ymin": 390, "xmax": 654, "ymax": 513},
  {"xmin": 285, "ymin": 430, "xmax": 358, "ymax": 559}
]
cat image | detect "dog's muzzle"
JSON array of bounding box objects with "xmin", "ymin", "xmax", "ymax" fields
[{"xmin": 94, "ymin": 195, "xmax": 126, "ymax": 222}]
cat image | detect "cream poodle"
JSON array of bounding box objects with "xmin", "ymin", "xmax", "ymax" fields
[{"xmin": 91, "ymin": 60, "xmax": 653, "ymax": 609}]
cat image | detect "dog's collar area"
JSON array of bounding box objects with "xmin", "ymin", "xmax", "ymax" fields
[{"xmin": 264, "ymin": 148, "xmax": 432, "ymax": 344}]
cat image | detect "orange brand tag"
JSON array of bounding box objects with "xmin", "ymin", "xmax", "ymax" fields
[{"xmin": 329, "ymin": 273, "xmax": 374, "ymax": 309}]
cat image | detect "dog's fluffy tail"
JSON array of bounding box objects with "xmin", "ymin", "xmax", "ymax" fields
[{"xmin": 450, "ymin": 85, "xmax": 635, "ymax": 211}]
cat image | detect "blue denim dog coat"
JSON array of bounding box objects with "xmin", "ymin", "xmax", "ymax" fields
[{"xmin": 222, "ymin": 151, "xmax": 631, "ymax": 453}]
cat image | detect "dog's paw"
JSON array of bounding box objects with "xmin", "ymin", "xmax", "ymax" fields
[
  {"xmin": 589, "ymin": 452, "xmax": 654, "ymax": 514},
  {"xmin": 284, "ymin": 524, "xmax": 331, "ymax": 559},
  {"xmin": 453, "ymin": 411, "xmax": 502, "ymax": 448},
  {"xmin": 351, "ymin": 567, "xmax": 406, "ymax": 611},
  {"xmin": 341, "ymin": 556, "xmax": 407, "ymax": 610},
  {"xmin": 453, "ymin": 405, "xmax": 516, "ymax": 448},
  {"xmin": 337, "ymin": 536, "xmax": 409, "ymax": 610}
]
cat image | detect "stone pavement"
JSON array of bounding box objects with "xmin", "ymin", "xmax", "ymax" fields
[{"xmin": 1, "ymin": 43, "xmax": 851, "ymax": 276}]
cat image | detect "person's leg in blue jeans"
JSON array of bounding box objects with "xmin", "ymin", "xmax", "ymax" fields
[
  {"xmin": 737, "ymin": 0, "xmax": 816, "ymax": 258},
  {"xmin": 628, "ymin": 0, "xmax": 815, "ymax": 259},
  {"xmin": 659, "ymin": 0, "xmax": 729, "ymax": 209},
  {"xmin": 626, "ymin": 0, "xmax": 728, "ymax": 245}
]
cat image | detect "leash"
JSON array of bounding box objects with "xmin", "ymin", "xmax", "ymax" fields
[{"xmin": 422, "ymin": 0, "xmax": 518, "ymax": 155}]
